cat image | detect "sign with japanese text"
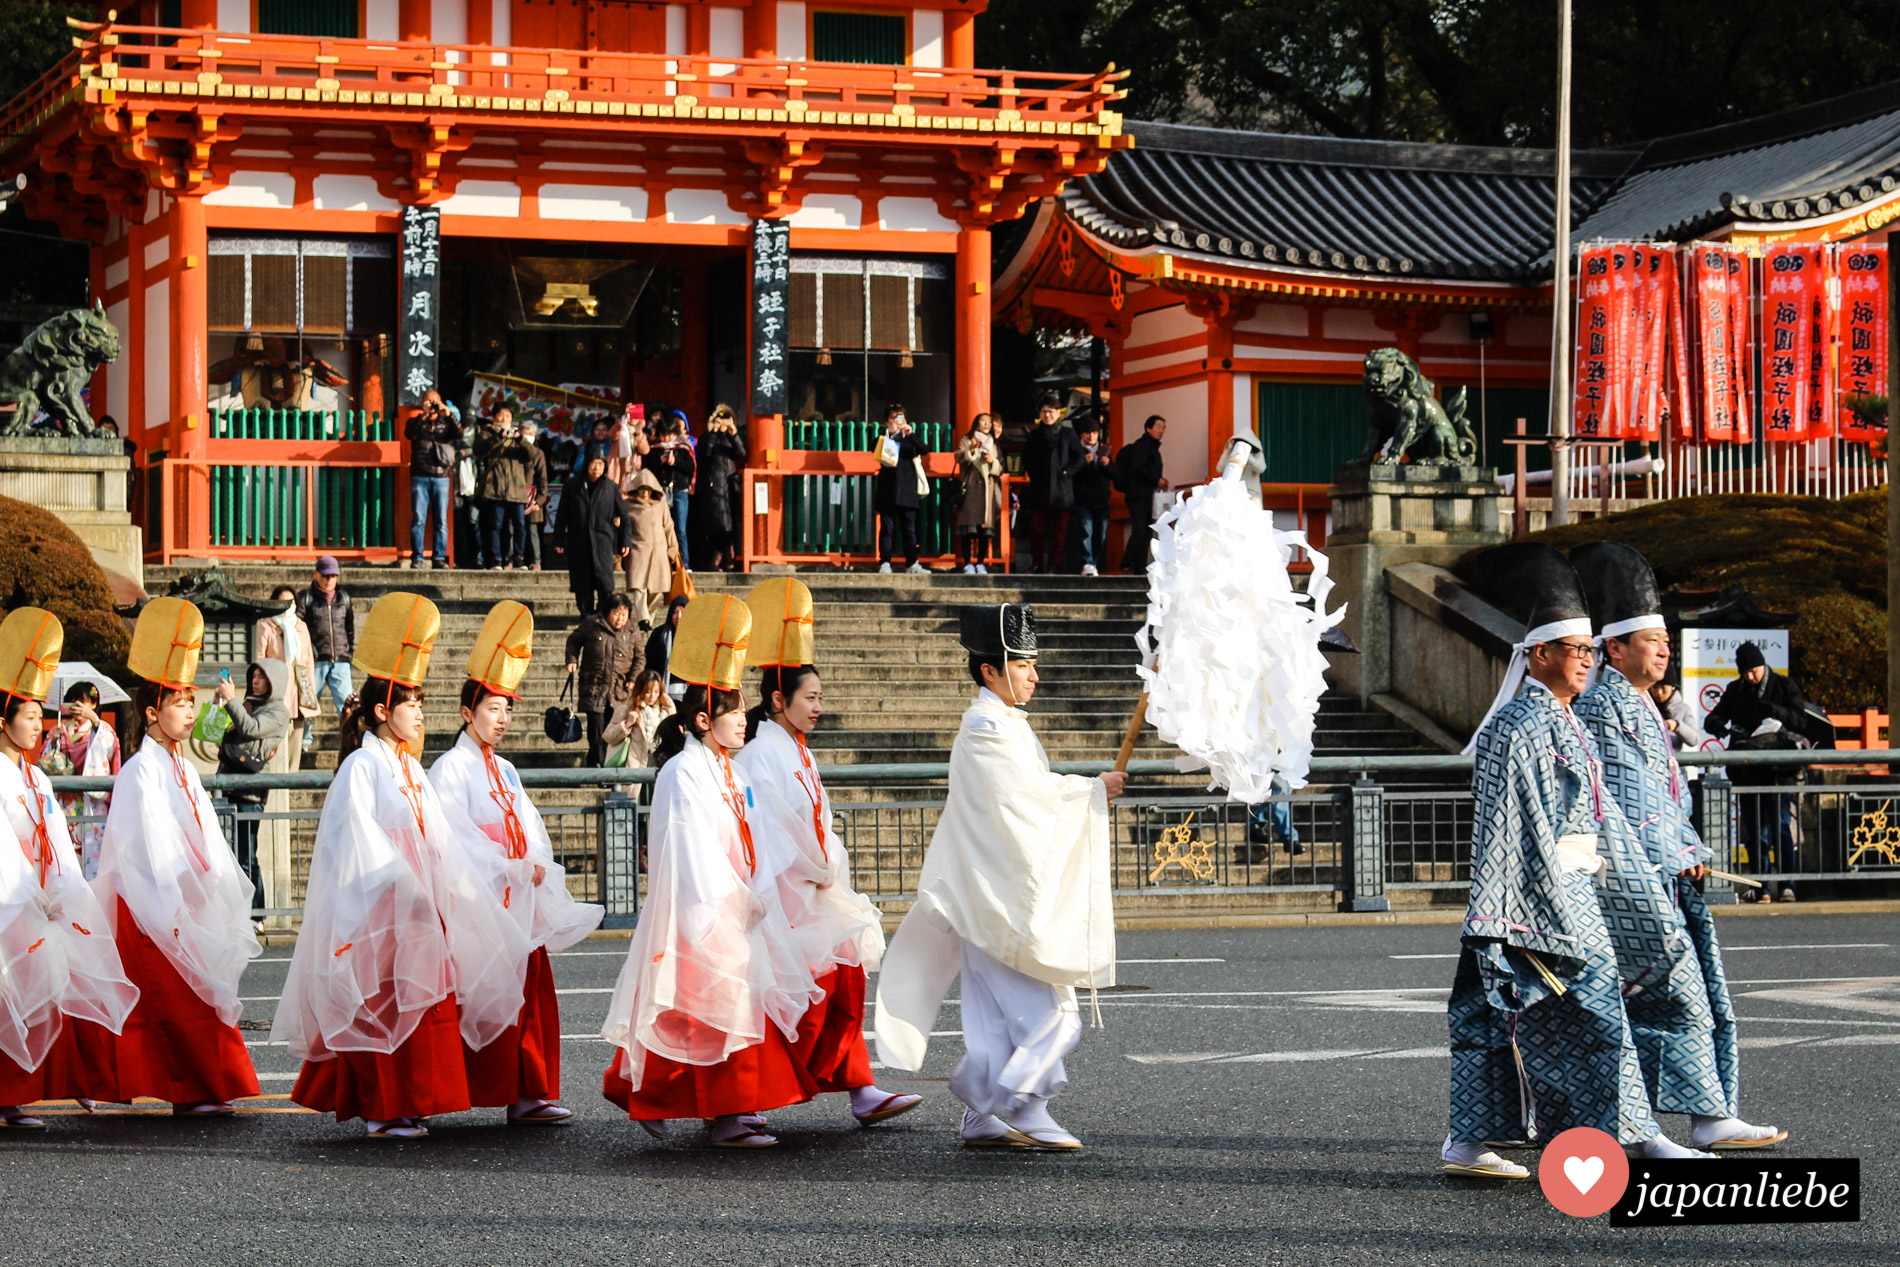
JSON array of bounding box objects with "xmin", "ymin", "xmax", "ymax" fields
[
  {"xmin": 1573, "ymin": 245, "xmax": 1618, "ymax": 438},
  {"xmin": 749, "ymin": 218, "xmax": 790, "ymax": 418},
  {"xmin": 398, "ymin": 205, "xmax": 442, "ymax": 409},
  {"xmin": 1693, "ymin": 246, "xmax": 1743, "ymax": 442},
  {"xmin": 1681, "ymin": 627, "xmax": 1789, "ymax": 753},
  {"xmin": 1727, "ymin": 247, "xmax": 1754, "ymax": 444},
  {"xmin": 1761, "ymin": 243, "xmax": 1825, "ymax": 442},
  {"xmin": 1838, "ymin": 243, "xmax": 1887, "ymax": 443}
]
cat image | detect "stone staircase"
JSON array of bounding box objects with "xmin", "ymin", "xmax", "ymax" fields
[{"xmin": 149, "ymin": 562, "xmax": 1446, "ymax": 910}]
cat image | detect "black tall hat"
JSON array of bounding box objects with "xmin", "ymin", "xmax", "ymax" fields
[
  {"xmin": 959, "ymin": 604, "xmax": 1038, "ymax": 659},
  {"xmin": 1570, "ymin": 541, "xmax": 1664, "ymax": 634},
  {"xmin": 1474, "ymin": 543, "xmax": 1589, "ymax": 636}
]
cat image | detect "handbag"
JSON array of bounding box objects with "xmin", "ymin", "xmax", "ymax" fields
[
  {"xmin": 543, "ymin": 672, "xmax": 584, "ymax": 745},
  {"xmin": 192, "ymin": 702, "xmax": 232, "ymax": 746},
  {"xmin": 912, "ymin": 455, "xmax": 929, "ymax": 499},
  {"xmin": 666, "ymin": 567, "xmax": 697, "ymax": 605}
]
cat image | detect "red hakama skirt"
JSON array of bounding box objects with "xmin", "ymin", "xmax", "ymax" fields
[
  {"xmin": 795, "ymin": 965, "xmax": 875, "ymax": 1093},
  {"xmin": 291, "ymin": 996, "xmax": 471, "ymax": 1123},
  {"xmin": 0, "ymin": 1017, "xmax": 122, "ymax": 1105},
  {"xmin": 463, "ymin": 947, "xmax": 561, "ymax": 1105},
  {"xmin": 603, "ymin": 1016, "xmax": 817, "ymax": 1121},
  {"xmin": 110, "ymin": 899, "xmax": 260, "ymax": 1104}
]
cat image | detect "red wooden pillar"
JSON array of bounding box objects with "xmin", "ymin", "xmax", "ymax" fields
[
  {"xmin": 944, "ymin": 9, "xmax": 976, "ymax": 66},
  {"xmin": 955, "ymin": 224, "xmax": 991, "ymax": 430},
  {"xmin": 178, "ymin": 0, "xmax": 216, "ymax": 28},
  {"xmin": 172, "ymin": 194, "xmax": 211, "ymax": 556},
  {"xmin": 399, "ymin": 0, "xmax": 431, "ymax": 42},
  {"xmin": 744, "ymin": 0, "xmax": 775, "ymax": 59},
  {"xmin": 1204, "ymin": 312, "xmax": 1233, "ymax": 480}
]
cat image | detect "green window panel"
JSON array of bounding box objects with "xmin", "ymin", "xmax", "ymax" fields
[
  {"xmin": 256, "ymin": 0, "xmax": 360, "ymax": 38},
  {"xmin": 1254, "ymin": 381, "xmax": 1367, "ymax": 484},
  {"xmin": 782, "ymin": 418, "xmax": 952, "ymax": 554},
  {"xmin": 811, "ymin": 12, "xmax": 907, "ymax": 65}
]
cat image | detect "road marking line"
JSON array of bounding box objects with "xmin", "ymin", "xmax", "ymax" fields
[
  {"xmin": 1388, "ymin": 954, "xmax": 1459, "ymax": 960},
  {"xmin": 1723, "ymin": 943, "xmax": 1892, "ymax": 952},
  {"xmin": 1117, "ymin": 958, "xmax": 1226, "ymax": 964},
  {"xmin": 1740, "ymin": 1036, "xmax": 1817, "ymax": 1049},
  {"xmin": 1733, "ymin": 1015, "xmax": 1900, "ymax": 1028},
  {"xmin": 1359, "ymin": 1047, "xmax": 1451, "ymax": 1059},
  {"xmin": 1807, "ymin": 1033, "xmax": 1900, "ymax": 1046},
  {"xmin": 1727, "ymin": 976, "xmax": 1899, "ymax": 985}
]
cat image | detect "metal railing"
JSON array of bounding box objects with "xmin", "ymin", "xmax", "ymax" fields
[{"xmin": 50, "ymin": 750, "xmax": 1900, "ymax": 926}]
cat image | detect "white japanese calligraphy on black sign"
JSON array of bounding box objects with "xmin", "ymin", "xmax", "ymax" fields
[
  {"xmin": 399, "ymin": 205, "xmax": 442, "ymax": 407},
  {"xmin": 750, "ymin": 219, "xmax": 791, "ymax": 417}
]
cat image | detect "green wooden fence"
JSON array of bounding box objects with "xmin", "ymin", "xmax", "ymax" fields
[
  {"xmin": 205, "ymin": 408, "xmax": 396, "ymax": 550},
  {"xmin": 782, "ymin": 419, "xmax": 957, "ymax": 555},
  {"xmin": 209, "ymin": 407, "xmax": 393, "ymax": 442}
]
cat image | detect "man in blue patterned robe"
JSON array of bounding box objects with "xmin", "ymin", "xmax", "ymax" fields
[
  {"xmin": 1572, "ymin": 542, "xmax": 1786, "ymax": 1151},
  {"xmin": 1444, "ymin": 544, "xmax": 1712, "ymax": 1180}
]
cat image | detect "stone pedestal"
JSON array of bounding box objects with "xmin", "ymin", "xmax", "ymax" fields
[
  {"xmin": 0, "ymin": 436, "xmax": 144, "ymax": 598},
  {"xmin": 1325, "ymin": 465, "xmax": 1505, "ymax": 702}
]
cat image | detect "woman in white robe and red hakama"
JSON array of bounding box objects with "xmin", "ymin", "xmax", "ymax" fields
[
  {"xmin": 274, "ymin": 594, "xmax": 531, "ymax": 1140},
  {"xmin": 92, "ymin": 598, "xmax": 263, "ymax": 1114},
  {"xmin": 0, "ymin": 608, "xmax": 140, "ymax": 1125},
  {"xmin": 733, "ymin": 578, "xmax": 920, "ymax": 1126},
  {"xmin": 601, "ymin": 594, "xmax": 823, "ymax": 1147},
  {"xmin": 429, "ymin": 601, "xmax": 603, "ymax": 1125}
]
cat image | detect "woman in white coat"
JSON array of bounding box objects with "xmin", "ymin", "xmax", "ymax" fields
[
  {"xmin": 0, "ymin": 608, "xmax": 139, "ymax": 1125},
  {"xmin": 274, "ymin": 593, "xmax": 530, "ymax": 1140},
  {"xmin": 735, "ymin": 578, "xmax": 920, "ymax": 1126},
  {"xmin": 430, "ymin": 601, "xmax": 603, "ymax": 1125},
  {"xmin": 600, "ymin": 595, "xmax": 821, "ymax": 1147}
]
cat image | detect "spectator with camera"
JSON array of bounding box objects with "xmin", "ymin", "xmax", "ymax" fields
[
  {"xmin": 650, "ymin": 411, "xmax": 697, "ymax": 571},
  {"xmin": 403, "ymin": 389, "xmax": 465, "ymax": 569},
  {"xmin": 475, "ymin": 407, "xmax": 535, "ymax": 570}
]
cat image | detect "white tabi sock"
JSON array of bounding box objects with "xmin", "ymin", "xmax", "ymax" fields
[
  {"xmin": 1636, "ymin": 1134, "xmax": 1717, "ymax": 1160},
  {"xmin": 1690, "ymin": 1115, "xmax": 1782, "ymax": 1147},
  {"xmin": 1007, "ymin": 1095, "xmax": 1062, "ymax": 1135},
  {"xmin": 959, "ymin": 1108, "xmax": 1014, "ymax": 1140}
]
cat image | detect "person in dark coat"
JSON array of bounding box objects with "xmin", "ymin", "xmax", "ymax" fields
[
  {"xmin": 644, "ymin": 595, "xmax": 691, "ymax": 705},
  {"xmin": 1021, "ymin": 392, "xmax": 1084, "ymax": 573},
  {"xmin": 1112, "ymin": 414, "xmax": 1169, "ymax": 574},
  {"xmin": 564, "ymin": 595, "xmax": 646, "ymax": 767},
  {"xmin": 690, "ymin": 404, "xmax": 748, "ymax": 572},
  {"xmin": 1072, "ymin": 414, "xmax": 1114, "ymax": 576},
  {"xmin": 557, "ymin": 454, "xmax": 632, "ymax": 617},
  {"xmin": 1705, "ymin": 641, "xmax": 1824, "ymax": 901},
  {"xmin": 649, "ymin": 412, "xmax": 697, "ymax": 571},
  {"xmin": 873, "ymin": 402, "xmax": 925, "ymax": 574}
]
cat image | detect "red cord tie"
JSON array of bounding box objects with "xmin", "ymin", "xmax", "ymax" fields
[
  {"xmin": 791, "ymin": 729, "xmax": 829, "ymax": 862},
  {"xmin": 712, "ymin": 745, "xmax": 756, "ymax": 874},
  {"xmin": 395, "ymin": 749, "xmax": 429, "ymax": 841},
  {"xmin": 170, "ymin": 748, "xmax": 212, "ymax": 872},
  {"xmin": 17, "ymin": 789, "xmax": 59, "ymax": 888},
  {"xmin": 481, "ymin": 743, "xmax": 530, "ymax": 860}
]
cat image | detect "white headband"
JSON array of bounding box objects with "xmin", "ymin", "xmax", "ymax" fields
[
  {"xmin": 1463, "ymin": 617, "xmax": 1595, "ymax": 754},
  {"xmin": 1587, "ymin": 613, "xmax": 1666, "ymax": 687}
]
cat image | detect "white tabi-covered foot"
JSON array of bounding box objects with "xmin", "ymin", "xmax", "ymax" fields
[
  {"xmin": 709, "ymin": 1113, "xmax": 778, "ymax": 1148},
  {"xmin": 1633, "ymin": 1133, "xmax": 1718, "ymax": 1160},
  {"xmin": 850, "ymin": 1084, "xmax": 923, "ymax": 1125},
  {"xmin": 1441, "ymin": 1135, "xmax": 1530, "ymax": 1179},
  {"xmin": 959, "ymin": 1108, "xmax": 1037, "ymax": 1149},
  {"xmin": 1005, "ymin": 1095, "xmax": 1082, "ymax": 1151},
  {"xmin": 1691, "ymin": 1114, "xmax": 1788, "ymax": 1150}
]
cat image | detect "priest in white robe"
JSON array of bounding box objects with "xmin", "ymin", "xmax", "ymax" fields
[{"xmin": 874, "ymin": 604, "xmax": 1123, "ymax": 1150}]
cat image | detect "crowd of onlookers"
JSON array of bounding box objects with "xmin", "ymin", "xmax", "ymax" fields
[{"xmin": 405, "ymin": 389, "xmax": 1171, "ymax": 592}]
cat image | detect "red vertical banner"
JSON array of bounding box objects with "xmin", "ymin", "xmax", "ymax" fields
[
  {"xmin": 1726, "ymin": 249, "xmax": 1754, "ymax": 444},
  {"xmin": 1609, "ymin": 245, "xmax": 1640, "ymax": 438},
  {"xmin": 1761, "ymin": 243, "xmax": 1820, "ymax": 441},
  {"xmin": 1807, "ymin": 245, "xmax": 1837, "ymax": 439},
  {"xmin": 1573, "ymin": 245, "xmax": 1615, "ymax": 439},
  {"xmin": 1838, "ymin": 243, "xmax": 1888, "ymax": 443},
  {"xmin": 1630, "ymin": 245, "xmax": 1669, "ymax": 441},
  {"xmin": 1669, "ymin": 248, "xmax": 1694, "ymax": 438},
  {"xmin": 1694, "ymin": 246, "xmax": 1739, "ymax": 441}
]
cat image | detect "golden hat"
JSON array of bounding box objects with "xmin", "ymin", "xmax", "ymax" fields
[
  {"xmin": 352, "ymin": 592, "xmax": 439, "ymax": 688},
  {"xmin": 127, "ymin": 597, "xmax": 204, "ymax": 689},
  {"xmin": 744, "ymin": 577, "xmax": 814, "ymax": 669},
  {"xmin": 670, "ymin": 594, "xmax": 752, "ymax": 691},
  {"xmin": 467, "ymin": 601, "xmax": 534, "ymax": 697},
  {"xmin": 0, "ymin": 608, "xmax": 63, "ymax": 704}
]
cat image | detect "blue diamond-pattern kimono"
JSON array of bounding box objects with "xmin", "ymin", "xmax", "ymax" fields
[
  {"xmin": 1576, "ymin": 667, "xmax": 1739, "ymax": 1118},
  {"xmin": 1448, "ymin": 680, "xmax": 1664, "ymax": 1145}
]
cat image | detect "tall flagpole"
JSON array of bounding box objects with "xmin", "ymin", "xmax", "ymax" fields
[{"xmin": 1549, "ymin": 0, "xmax": 1574, "ymax": 526}]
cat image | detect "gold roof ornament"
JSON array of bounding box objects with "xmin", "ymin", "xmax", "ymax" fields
[
  {"xmin": 670, "ymin": 594, "xmax": 752, "ymax": 691},
  {"xmin": 352, "ymin": 593, "xmax": 440, "ymax": 688},
  {"xmin": 744, "ymin": 577, "xmax": 814, "ymax": 668},
  {"xmin": 467, "ymin": 600, "xmax": 534, "ymax": 698},
  {"xmin": 0, "ymin": 608, "xmax": 63, "ymax": 704},
  {"xmin": 127, "ymin": 597, "xmax": 203, "ymax": 689}
]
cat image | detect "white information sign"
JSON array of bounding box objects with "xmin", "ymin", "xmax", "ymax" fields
[{"xmin": 1679, "ymin": 627, "xmax": 1789, "ymax": 751}]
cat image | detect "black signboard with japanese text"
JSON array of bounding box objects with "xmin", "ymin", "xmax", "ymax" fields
[
  {"xmin": 749, "ymin": 218, "xmax": 790, "ymax": 417},
  {"xmin": 398, "ymin": 205, "xmax": 442, "ymax": 408}
]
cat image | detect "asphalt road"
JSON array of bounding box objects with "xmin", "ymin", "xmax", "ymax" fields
[{"xmin": 3, "ymin": 912, "xmax": 1895, "ymax": 1265}]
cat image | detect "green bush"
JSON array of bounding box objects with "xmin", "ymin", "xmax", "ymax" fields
[
  {"xmin": 1456, "ymin": 488, "xmax": 1890, "ymax": 713},
  {"xmin": 0, "ymin": 494, "xmax": 129, "ymax": 679}
]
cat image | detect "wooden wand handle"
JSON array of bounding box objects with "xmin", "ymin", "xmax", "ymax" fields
[{"xmin": 1114, "ymin": 692, "xmax": 1149, "ymax": 774}]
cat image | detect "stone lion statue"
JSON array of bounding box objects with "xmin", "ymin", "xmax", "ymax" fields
[
  {"xmin": 0, "ymin": 302, "xmax": 122, "ymax": 438},
  {"xmin": 1349, "ymin": 347, "xmax": 1478, "ymax": 470}
]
